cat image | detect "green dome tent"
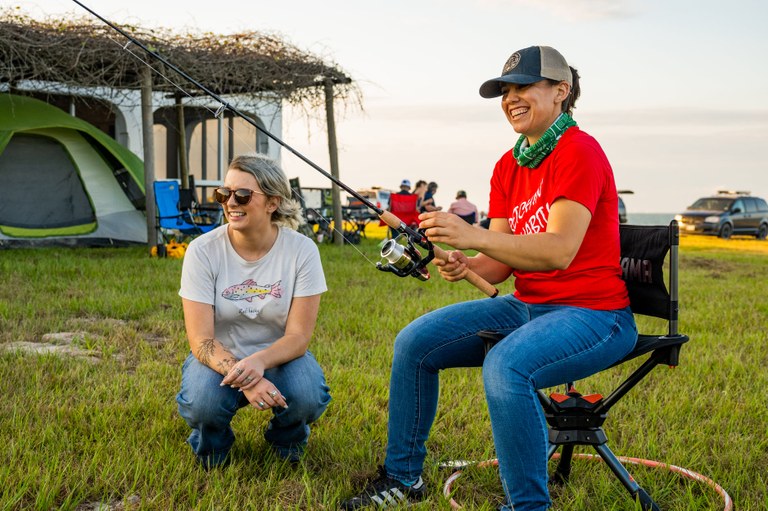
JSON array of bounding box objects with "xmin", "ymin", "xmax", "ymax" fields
[{"xmin": 0, "ymin": 93, "xmax": 147, "ymax": 247}]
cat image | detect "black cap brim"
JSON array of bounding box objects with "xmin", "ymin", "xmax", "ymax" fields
[{"xmin": 479, "ymin": 74, "xmax": 544, "ymax": 98}]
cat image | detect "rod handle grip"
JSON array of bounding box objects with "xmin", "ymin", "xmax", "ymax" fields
[
  {"xmin": 431, "ymin": 245, "xmax": 499, "ymax": 298},
  {"xmin": 378, "ymin": 211, "xmax": 499, "ymax": 298}
]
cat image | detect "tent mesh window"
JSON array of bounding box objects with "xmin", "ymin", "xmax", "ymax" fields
[
  {"xmin": 81, "ymin": 131, "xmax": 145, "ymax": 210},
  {"xmin": 0, "ymin": 134, "xmax": 96, "ymax": 228}
]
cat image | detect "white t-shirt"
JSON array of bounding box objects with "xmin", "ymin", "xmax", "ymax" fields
[{"xmin": 179, "ymin": 225, "xmax": 327, "ymax": 359}]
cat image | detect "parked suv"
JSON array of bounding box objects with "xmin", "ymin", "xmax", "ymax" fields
[
  {"xmin": 675, "ymin": 191, "xmax": 768, "ymax": 240},
  {"xmin": 618, "ymin": 189, "xmax": 633, "ymax": 224}
]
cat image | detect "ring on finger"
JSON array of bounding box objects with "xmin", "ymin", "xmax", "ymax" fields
[
  {"xmin": 245, "ymin": 376, "xmax": 254, "ymax": 383},
  {"xmin": 257, "ymin": 401, "xmax": 265, "ymax": 408},
  {"xmin": 268, "ymin": 390, "xmax": 278, "ymax": 397},
  {"xmin": 235, "ymin": 367, "xmax": 244, "ymax": 375}
]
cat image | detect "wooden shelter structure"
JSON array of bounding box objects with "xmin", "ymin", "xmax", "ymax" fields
[{"xmin": 0, "ymin": 9, "xmax": 357, "ymax": 246}]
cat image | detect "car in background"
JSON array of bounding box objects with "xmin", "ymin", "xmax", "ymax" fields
[
  {"xmin": 346, "ymin": 187, "xmax": 391, "ymax": 220},
  {"xmin": 674, "ymin": 191, "xmax": 768, "ymax": 240},
  {"xmin": 618, "ymin": 189, "xmax": 633, "ymax": 224}
]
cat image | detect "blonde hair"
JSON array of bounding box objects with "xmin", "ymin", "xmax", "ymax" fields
[{"xmin": 228, "ymin": 154, "xmax": 303, "ymax": 230}]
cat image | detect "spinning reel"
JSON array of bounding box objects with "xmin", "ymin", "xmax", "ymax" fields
[{"xmin": 377, "ymin": 228, "xmax": 434, "ymax": 281}]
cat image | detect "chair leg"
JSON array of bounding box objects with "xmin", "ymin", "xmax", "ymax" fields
[
  {"xmin": 634, "ymin": 488, "xmax": 661, "ymax": 511},
  {"xmin": 546, "ymin": 442, "xmax": 559, "ymax": 459},
  {"xmin": 593, "ymin": 443, "xmax": 660, "ymax": 511},
  {"xmin": 157, "ymin": 228, "xmax": 170, "ymax": 244},
  {"xmin": 551, "ymin": 444, "xmax": 574, "ymax": 485}
]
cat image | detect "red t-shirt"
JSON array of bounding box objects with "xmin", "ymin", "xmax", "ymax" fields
[{"xmin": 487, "ymin": 127, "xmax": 629, "ymax": 310}]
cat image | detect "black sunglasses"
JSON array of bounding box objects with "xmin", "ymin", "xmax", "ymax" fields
[{"xmin": 213, "ymin": 187, "xmax": 265, "ymax": 205}]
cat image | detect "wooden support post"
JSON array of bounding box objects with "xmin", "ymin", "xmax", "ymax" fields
[
  {"xmin": 176, "ymin": 94, "xmax": 189, "ymax": 190},
  {"xmin": 141, "ymin": 67, "xmax": 157, "ymax": 254},
  {"xmin": 324, "ymin": 79, "xmax": 343, "ymax": 246},
  {"xmin": 218, "ymin": 116, "xmax": 224, "ymax": 181}
]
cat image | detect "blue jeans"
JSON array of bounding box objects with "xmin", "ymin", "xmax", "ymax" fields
[
  {"xmin": 383, "ymin": 294, "xmax": 637, "ymax": 511},
  {"xmin": 176, "ymin": 351, "xmax": 331, "ymax": 468}
]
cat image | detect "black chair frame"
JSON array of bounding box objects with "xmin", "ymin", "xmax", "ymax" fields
[{"xmin": 479, "ymin": 222, "xmax": 688, "ymax": 511}]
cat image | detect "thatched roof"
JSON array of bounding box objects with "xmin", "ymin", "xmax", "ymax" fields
[{"xmin": 0, "ymin": 9, "xmax": 358, "ymax": 107}]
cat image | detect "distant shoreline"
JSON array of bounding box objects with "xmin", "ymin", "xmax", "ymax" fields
[{"xmin": 626, "ymin": 213, "xmax": 676, "ymax": 225}]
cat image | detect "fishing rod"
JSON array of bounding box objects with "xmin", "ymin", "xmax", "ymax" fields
[{"xmin": 71, "ymin": 0, "xmax": 498, "ymax": 298}]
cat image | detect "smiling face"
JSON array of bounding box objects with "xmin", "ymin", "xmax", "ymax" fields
[
  {"xmin": 222, "ymin": 168, "xmax": 279, "ymax": 233},
  {"xmin": 500, "ymin": 80, "xmax": 570, "ymax": 145}
]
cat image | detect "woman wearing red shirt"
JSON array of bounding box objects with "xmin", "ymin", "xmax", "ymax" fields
[{"xmin": 342, "ymin": 46, "xmax": 637, "ymax": 511}]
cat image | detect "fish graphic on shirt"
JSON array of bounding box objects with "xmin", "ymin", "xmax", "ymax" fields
[{"xmin": 222, "ymin": 279, "xmax": 282, "ymax": 302}]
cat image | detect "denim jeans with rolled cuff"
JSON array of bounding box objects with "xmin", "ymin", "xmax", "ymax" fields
[
  {"xmin": 176, "ymin": 350, "xmax": 331, "ymax": 468},
  {"xmin": 383, "ymin": 294, "xmax": 637, "ymax": 511}
]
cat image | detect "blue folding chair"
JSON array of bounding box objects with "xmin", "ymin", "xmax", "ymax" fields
[{"xmin": 154, "ymin": 180, "xmax": 221, "ymax": 242}]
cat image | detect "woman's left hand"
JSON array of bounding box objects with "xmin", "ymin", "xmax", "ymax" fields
[
  {"xmin": 433, "ymin": 249, "xmax": 471, "ymax": 282},
  {"xmin": 221, "ymin": 354, "xmax": 266, "ymax": 391},
  {"xmin": 418, "ymin": 211, "xmax": 477, "ymax": 249}
]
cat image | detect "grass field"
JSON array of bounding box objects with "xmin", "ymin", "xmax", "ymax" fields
[{"xmin": 0, "ymin": 230, "xmax": 766, "ymax": 510}]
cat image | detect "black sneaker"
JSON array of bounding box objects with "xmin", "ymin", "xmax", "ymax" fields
[
  {"xmin": 341, "ymin": 466, "xmax": 427, "ymax": 509},
  {"xmin": 271, "ymin": 444, "xmax": 304, "ymax": 464}
]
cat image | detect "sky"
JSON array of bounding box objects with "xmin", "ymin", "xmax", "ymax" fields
[{"xmin": 12, "ymin": 0, "xmax": 768, "ymax": 214}]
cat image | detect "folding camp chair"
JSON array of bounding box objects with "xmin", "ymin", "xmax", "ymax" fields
[
  {"xmin": 479, "ymin": 221, "xmax": 688, "ymax": 511},
  {"xmin": 288, "ymin": 177, "xmax": 314, "ymax": 239},
  {"xmin": 384, "ymin": 193, "xmax": 420, "ymax": 238},
  {"xmin": 186, "ymin": 175, "xmax": 223, "ymax": 225},
  {"xmin": 154, "ymin": 180, "xmax": 221, "ymax": 242}
]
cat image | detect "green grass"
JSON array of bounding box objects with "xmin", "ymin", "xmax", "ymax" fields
[{"xmin": 0, "ymin": 234, "xmax": 766, "ymax": 510}]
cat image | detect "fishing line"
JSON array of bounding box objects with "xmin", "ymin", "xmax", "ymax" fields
[
  {"xmin": 104, "ymin": 31, "xmax": 275, "ymax": 171},
  {"xmin": 100, "ymin": 25, "xmax": 380, "ymax": 267},
  {"xmin": 72, "ymin": 0, "xmax": 499, "ymax": 296},
  {"xmin": 304, "ymin": 206, "xmax": 381, "ymax": 267},
  {"xmin": 72, "ymin": 0, "xmax": 363, "ymax": 202}
]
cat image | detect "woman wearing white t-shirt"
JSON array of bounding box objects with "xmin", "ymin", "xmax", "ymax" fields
[{"xmin": 176, "ymin": 154, "xmax": 330, "ymax": 469}]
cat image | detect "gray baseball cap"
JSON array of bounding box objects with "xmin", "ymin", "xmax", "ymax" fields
[{"xmin": 479, "ymin": 46, "xmax": 572, "ymax": 98}]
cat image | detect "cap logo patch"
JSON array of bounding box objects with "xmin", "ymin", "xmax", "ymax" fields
[{"xmin": 503, "ymin": 52, "xmax": 521, "ymax": 74}]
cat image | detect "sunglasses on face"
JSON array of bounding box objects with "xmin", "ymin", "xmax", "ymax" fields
[{"xmin": 213, "ymin": 187, "xmax": 265, "ymax": 205}]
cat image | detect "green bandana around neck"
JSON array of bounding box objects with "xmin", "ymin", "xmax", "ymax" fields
[{"xmin": 513, "ymin": 113, "xmax": 577, "ymax": 169}]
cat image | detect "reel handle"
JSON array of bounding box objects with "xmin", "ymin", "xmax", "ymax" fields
[{"xmin": 378, "ymin": 211, "xmax": 499, "ymax": 298}]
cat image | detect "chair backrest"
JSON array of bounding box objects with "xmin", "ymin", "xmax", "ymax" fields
[
  {"xmin": 154, "ymin": 180, "xmax": 182, "ymax": 222},
  {"xmin": 619, "ymin": 222, "xmax": 680, "ymax": 335},
  {"xmin": 289, "ymin": 177, "xmax": 305, "ymax": 206},
  {"xmin": 153, "ymin": 179, "xmax": 221, "ymax": 238},
  {"xmin": 153, "ymin": 180, "xmax": 195, "ymax": 229},
  {"xmin": 389, "ymin": 193, "xmax": 420, "ymax": 227},
  {"xmin": 289, "ymin": 177, "xmax": 320, "ymax": 226},
  {"xmin": 182, "ymin": 175, "xmax": 201, "ymax": 210}
]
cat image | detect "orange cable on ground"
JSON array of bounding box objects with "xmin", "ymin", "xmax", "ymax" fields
[{"xmin": 442, "ymin": 454, "xmax": 733, "ymax": 511}]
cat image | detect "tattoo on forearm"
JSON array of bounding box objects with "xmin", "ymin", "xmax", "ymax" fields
[
  {"xmin": 196, "ymin": 338, "xmax": 217, "ymax": 366},
  {"xmin": 217, "ymin": 357, "xmax": 238, "ymax": 373},
  {"xmin": 196, "ymin": 338, "xmax": 239, "ymax": 374}
]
